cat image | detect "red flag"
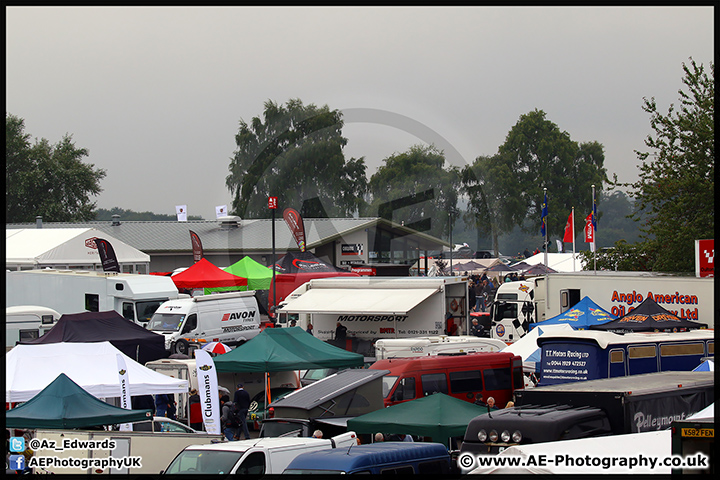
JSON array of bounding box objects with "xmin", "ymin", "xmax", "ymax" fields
[
  {"xmin": 189, "ymin": 230, "xmax": 204, "ymax": 263},
  {"xmin": 584, "ymin": 213, "xmax": 594, "ymax": 243},
  {"xmin": 563, "ymin": 211, "xmax": 574, "ymax": 243},
  {"xmin": 283, "ymin": 208, "xmax": 307, "ymax": 252}
]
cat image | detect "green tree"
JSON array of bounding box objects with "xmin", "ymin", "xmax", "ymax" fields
[
  {"xmin": 94, "ymin": 207, "xmax": 203, "ymax": 221},
  {"xmin": 627, "ymin": 59, "xmax": 714, "ymax": 272},
  {"xmin": 461, "ymin": 154, "xmax": 526, "ymax": 256},
  {"xmin": 364, "ymin": 145, "xmax": 460, "ymax": 239},
  {"xmin": 6, "ymin": 113, "xmax": 106, "ymax": 223},
  {"xmin": 226, "ymin": 99, "xmax": 367, "ymax": 219}
]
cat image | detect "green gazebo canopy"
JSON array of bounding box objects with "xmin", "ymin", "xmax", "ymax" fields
[
  {"xmin": 205, "ymin": 256, "xmax": 274, "ymax": 294},
  {"xmin": 6, "ymin": 373, "xmax": 152, "ymax": 429},
  {"xmin": 214, "ymin": 326, "xmax": 364, "ymax": 373}
]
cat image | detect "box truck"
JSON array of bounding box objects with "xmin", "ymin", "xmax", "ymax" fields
[
  {"xmin": 490, "ymin": 271, "xmax": 713, "ymax": 343},
  {"xmin": 460, "ymin": 370, "xmax": 714, "ymax": 459},
  {"xmin": 5, "ymin": 269, "xmax": 180, "ymax": 325},
  {"xmin": 147, "ymin": 291, "xmax": 262, "ymax": 355},
  {"xmin": 277, "ymin": 277, "xmax": 470, "ymax": 356}
]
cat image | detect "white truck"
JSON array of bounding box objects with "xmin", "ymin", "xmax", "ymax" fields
[
  {"xmin": 32, "ymin": 427, "xmax": 223, "ymax": 474},
  {"xmin": 490, "ymin": 271, "xmax": 714, "ymax": 343},
  {"xmin": 161, "ymin": 432, "xmax": 359, "ymax": 474},
  {"xmin": 147, "ymin": 291, "xmax": 262, "ymax": 355},
  {"xmin": 374, "ymin": 335, "xmax": 507, "ymax": 359},
  {"xmin": 5, "ymin": 305, "xmax": 61, "ymax": 351},
  {"xmin": 5, "ymin": 269, "xmax": 180, "ymax": 326},
  {"xmin": 276, "ymin": 277, "xmax": 470, "ymax": 356}
]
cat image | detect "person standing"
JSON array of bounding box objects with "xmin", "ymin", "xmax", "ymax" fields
[
  {"xmin": 188, "ymin": 389, "xmax": 203, "ymax": 431},
  {"xmin": 221, "ymin": 398, "xmax": 238, "ymax": 441},
  {"xmin": 468, "ymin": 280, "xmax": 477, "ymax": 313},
  {"xmin": 335, "ymin": 322, "xmax": 347, "ymax": 341},
  {"xmin": 306, "ymin": 323, "xmax": 314, "ymax": 336},
  {"xmin": 233, "ymin": 383, "xmax": 252, "ymax": 440},
  {"xmin": 470, "ymin": 318, "xmax": 483, "ymax": 337}
]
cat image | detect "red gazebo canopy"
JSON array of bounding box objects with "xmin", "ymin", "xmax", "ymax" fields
[{"xmin": 171, "ymin": 258, "xmax": 248, "ymax": 289}]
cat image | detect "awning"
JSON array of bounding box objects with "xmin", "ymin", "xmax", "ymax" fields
[{"xmin": 278, "ymin": 288, "xmax": 440, "ymax": 315}]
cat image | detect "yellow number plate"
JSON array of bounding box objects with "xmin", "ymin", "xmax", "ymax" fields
[{"xmin": 681, "ymin": 428, "xmax": 714, "ymax": 438}]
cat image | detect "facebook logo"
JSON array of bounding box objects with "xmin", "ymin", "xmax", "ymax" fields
[{"xmin": 9, "ymin": 455, "xmax": 25, "ymax": 471}]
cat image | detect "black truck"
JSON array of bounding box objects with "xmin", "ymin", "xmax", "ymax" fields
[{"xmin": 461, "ymin": 371, "xmax": 714, "ymax": 455}]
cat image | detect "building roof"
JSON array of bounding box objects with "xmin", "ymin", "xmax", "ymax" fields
[{"xmin": 7, "ymin": 217, "xmax": 448, "ymax": 253}]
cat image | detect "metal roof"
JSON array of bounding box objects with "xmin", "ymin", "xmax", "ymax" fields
[
  {"xmin": 270, "ymin": 368, "xmax": 389, "ymax": 411},
  {"xmin": 6, "ymin": 218, "xmax": 448, "ymax": 253}
]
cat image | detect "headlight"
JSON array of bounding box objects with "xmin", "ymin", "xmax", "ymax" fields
[
  {"xmin": 512, "ymin": 430, "xmax": 522, "ymax": 443},
  {"xmin": 477, "ymin": 429, "xmax": 487, "ymax": 442},
  {"xmin": 489, "ymin": 430, "xmax": 498, "ymax": 442},
  {"xmin": 500, "ymin": 430, "xmax": 511, "ymax": 443}
]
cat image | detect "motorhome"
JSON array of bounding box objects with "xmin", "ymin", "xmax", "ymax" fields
[
  {"xmin": 374, "ymin": 335, "xmax": 507, "ymax": 359},
  {"xmin": 490, "ymin": 271, "xmax": 713, "ymax": 343},
  {"xmin": 535, "ymin": 329, "xmax": 715, "ymax": 386},
  {"xmin": 5, "ymin": 305, "xmax": 60, "ymax": 351},
  {"xmin": 5, "ymin": 269, "xmax": 180, "ymax": 325},
  {"xmin": 277, "ymin": 276, "xmax": 470, "ymax": 356},
  {"xmin": 370, "ymin": 352, "xmax": 523, "ymax": 408},
  {"xmin": 147, "ymin": 291, "xmax": 261, "ymax": 355}
]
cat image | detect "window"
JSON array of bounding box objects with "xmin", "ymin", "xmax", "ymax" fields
[
  {"xmin": 391, "ymin": 377, "xmax": 416, "ymax": 402},
  {"xmin": 122, "ymin": 303, "xmax": 135, "ymax": 321},
  {"xmin": 610, "ymin": 350, "xmax": 624, "ymax": 363},
  {"xmin": 449, "ymin": 370, "xmax": 483, "ymax": 393},
  {"xmin": 181, "ymin": 314, "xmax": 198, "ymax": 334},
  {"xmin": 41, "ymin": 315, "xmax": 55, "ymax": 325},
  {"xmin": 19, "ymin": 329, "xmax": 40, "ymax": 342},
  {"xmin": 483, "ymin": 367, "xmax": 512, "ymax": 391},
  {"xmin": 85, "ymin": 294, "xmax": 99, "ymax": 312},
  {"xmin": 382, "ymin": 376, "xmax": 399, "ymax": 399},
  {"xmin": 421, "ymin": 373, "xmax": 447, "ymax": 396},
  {"xmin": 236, "ymin": 451, "xmax": 265, "ymax": 475},
  {"xmin": 660, "ymin": 343, "xmax": 705, "ymax": 356},
  {"xmin": 628, "ymin": 346, "xmax": 656, "ymax": 359},
  {"xmin": 379, "ymin": 465, "xmax": 415, "ymax": 474}
]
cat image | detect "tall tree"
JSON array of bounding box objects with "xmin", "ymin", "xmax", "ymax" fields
[
  {"xmin": 226, "ymin": 99, "xmax": 367, "ymax": 218},
  {"xmin": 6, "ymin": 113, "xmax": 106, "ymax": 223},
  {"xmin": 365, "ymin": 144, "xmax": 460, "ymax": 240},
  {"xmin": 629, "ymin": 58, "xmax": 714, "ymax": 272},
  {"xmin": 492, "ymin": 110, "xmax": 608, "ymax": 239}
]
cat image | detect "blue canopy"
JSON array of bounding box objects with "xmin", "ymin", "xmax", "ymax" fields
[{"xmin": 529, "ymin": 296, "xmax": 616, "ymax": 330}]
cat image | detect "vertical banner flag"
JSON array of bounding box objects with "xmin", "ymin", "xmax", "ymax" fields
[
  {"xmin": 584, "ymin": 212, "xmax": 595, "ymax": 249},
  {"xmin": 94, "ymin": 238, "xmax": 121, "ymax": 273},
  {"xmin": 694, "ymin": 239, "xmax": 714, "ymax": 278},
  {"xmin": 555, "ymin": 239, "xmax": 563, "ymax": 252},
  {"xmin": 592, "ymin": 187, "xmax": 598, "ymax": 233},
  {"xmin": 116, "ymin": 354, "xmax": 133, "ymax": 431},
  {"xmin": 195, "ymin": 349, "xmax": 221, "ymax": 435},
  {"xmin": 215, "ymin": 205, "xmax": 228, "ymax": 219},
  {"xmin": 283, "ymin": 208, "xmax": 307, "ymax": 252},
  {"xmin": 176, "ymin": 205, "xmax": 188, "ymax": 222},
  {"xmin": 563, "ymin": 210, "xmax": 574, "ymax": 243},
  {"xmin": 189, "ymin": 230, "xmax": 204, "ymax": 263},
  {"xmin": 540, "ymin": 191, "xmax": 548, "ymax": 237}
]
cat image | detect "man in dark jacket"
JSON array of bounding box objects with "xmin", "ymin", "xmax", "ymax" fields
[{"xmin": 233, "ymin": 383, "xmax": 252, "ymax": 440}]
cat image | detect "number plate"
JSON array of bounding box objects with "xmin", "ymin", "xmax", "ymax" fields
[{"xmin": 681, "ymin": 427, "xmax": 714, "ymax": 438}]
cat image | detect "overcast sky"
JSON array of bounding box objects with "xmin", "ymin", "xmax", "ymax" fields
[{"xmin": 6, "ymin": 6, "xmax": 714, "ymax": 219}]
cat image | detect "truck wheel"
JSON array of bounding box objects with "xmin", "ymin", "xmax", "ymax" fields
[{"xmin": 174, "ymin": 339, "xmax": 189, "ymax": 355}]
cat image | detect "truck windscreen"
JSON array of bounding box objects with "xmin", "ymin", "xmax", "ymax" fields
[
  {"xmin": 136, "ymin": 300, "xmax": 166, "ymax": 323},
  {"xmin": 147, "ymin": 313, "xmax": 185, "ymax": 331}
]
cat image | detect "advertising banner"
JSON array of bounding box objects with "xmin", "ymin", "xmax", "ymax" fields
[
  {"xmin": 283, "ymin": 208, "xmax": 306, "ymax": 252},
  {"xmin": 195, "ymin": 349, "xmax": 221, "ymax": 435},
  {"xmin": 189, "ymin": 230, "xmax": 204, "ymax": 263},
  {"xmin": 695, "ymin": 239, "xmax": 714, "ymax": 278},
  {"xmin": 116, "ymin": 354, "xmax": 133, "ymax": 431},
  {"xmin": 93, "ymin": 238, "xmax": 121, "ymax": 273}
]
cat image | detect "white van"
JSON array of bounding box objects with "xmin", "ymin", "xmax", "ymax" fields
[
  {"xmin": 162, "ymin": 432, "xmax": 359, "ymax": 475},
  {"xmin": 147, "ymin": 291, "xmax": 261, "ymax": 355},
  {"xmin": 6, "ymin": 305, "xmax": 61, "ymax": 351}
]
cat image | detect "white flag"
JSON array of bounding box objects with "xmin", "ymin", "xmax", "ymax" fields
[
  {"xmin": 176, "ymin": 205, "xmax": 188, "ymax": 222},
  {"xmin": 195, "ymin": 349, "xmax": 221, "ymax": 435},
  {"xmin": 555, "ymin": 239, "xmax": 563, "ymax": 253},
  {"xmin": 215, "ymin": 205, "xmax": 228, "ymax": 219},
  {"xmin": 116, "ymin": 354, "xmax": 133, "ymax": 431}
]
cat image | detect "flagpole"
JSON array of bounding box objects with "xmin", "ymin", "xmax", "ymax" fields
[
  {"xmin": 592, "ymin": 185, "xmax": 597, "ymax": 275},
  {"xmin": 543, "ymin": 188, "xmax": 549, "ymax": 312},
  {"xmin": 571, "ymin": 207, "xmax": 576, "ymax": 272}
]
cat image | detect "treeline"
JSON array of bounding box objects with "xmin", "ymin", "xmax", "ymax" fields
[{"xmin": 94, "ymin": 208, "xmax": 204, "ymax": 221}]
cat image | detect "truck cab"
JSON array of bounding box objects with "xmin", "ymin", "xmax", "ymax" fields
[
  {"xmin": 490, "ymin": 281, "xmax": 538, "ymax": 343},
  {"xmin": 461, "ymin": 404, "xmax": 611, "ymax": 458}
]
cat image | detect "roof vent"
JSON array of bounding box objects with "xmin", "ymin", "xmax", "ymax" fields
[
  {"xmin": 111, "ymin": 214, "xmax": 121, "ymax": 226},
  {"xmin": 36, "ymin": 216, "xmax": 43, "ymax": 229},
  {"xmin": 218, "ymin": 215, "xmax": 241, "ymax": 229}
]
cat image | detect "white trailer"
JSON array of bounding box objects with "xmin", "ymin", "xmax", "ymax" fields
[
  {"xmin": 374, "ymin": 335, "xmax": 507, "ymax": 359},
  {"xmin": 277, "ymin": 277, "xmax": 470, "ymax": 355},
  {"xmin": 490, "ymin": 271, "xmax": 714, "ymax": 343},
  {"xmin": 5, "ymin": 269, "xmax": 180, "ymax": 326},
  {"xmin": 5, "ymin": 305, "xmax": 61, "ymax": 351}
]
